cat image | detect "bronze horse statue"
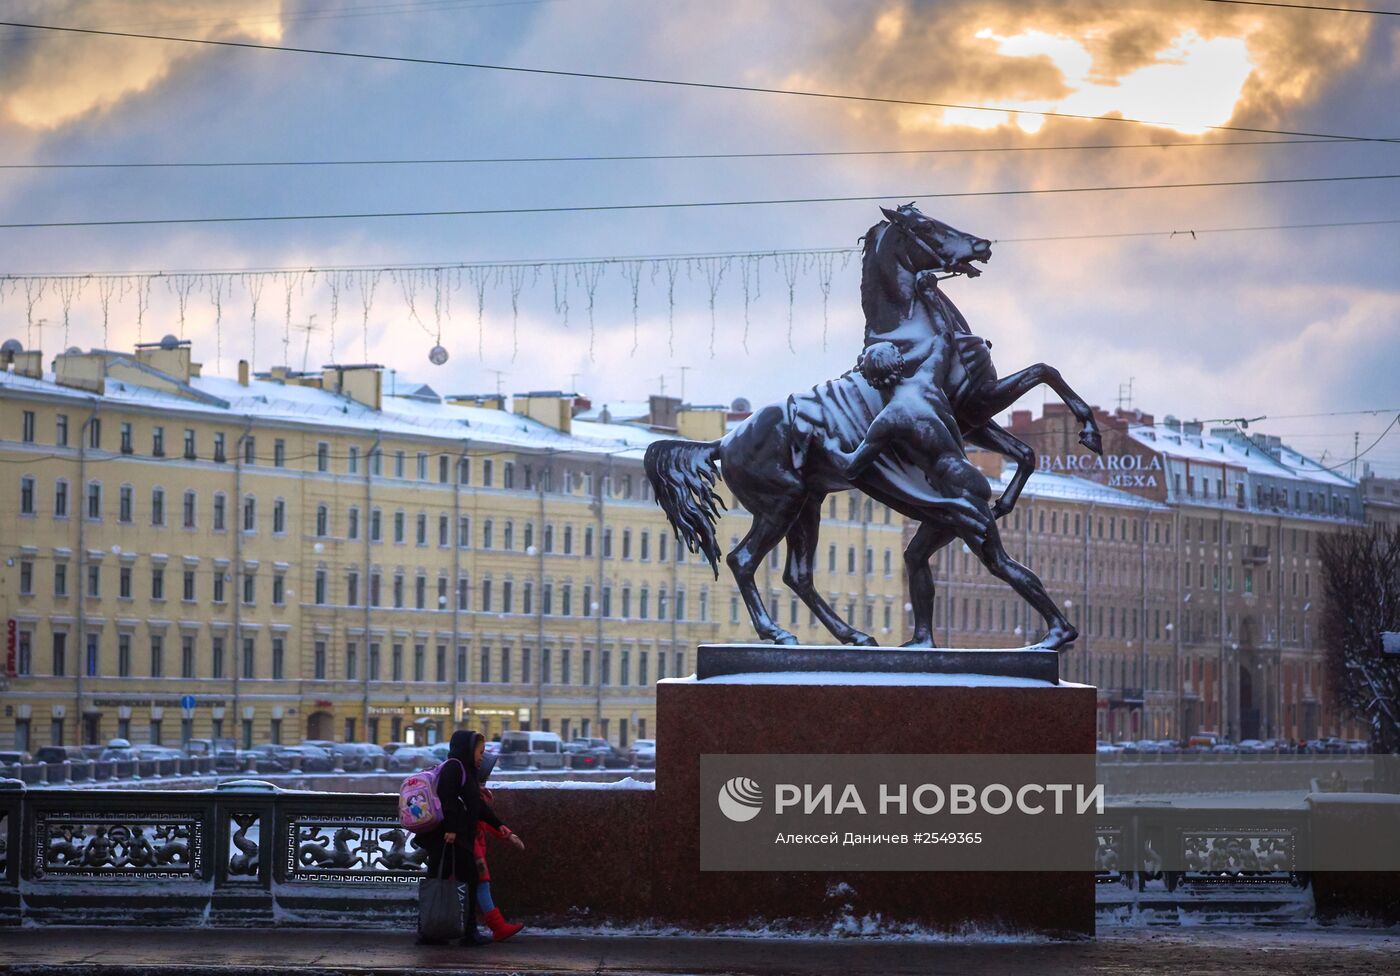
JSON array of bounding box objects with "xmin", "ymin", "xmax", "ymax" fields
[{"xmin": 644, "ymin": 204, "xmax": 1100, "ymax": 651}]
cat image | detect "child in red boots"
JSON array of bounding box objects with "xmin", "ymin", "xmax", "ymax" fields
[{"xmin": 475, "ymin": 756, "xmax": 525, "ymax": 941}]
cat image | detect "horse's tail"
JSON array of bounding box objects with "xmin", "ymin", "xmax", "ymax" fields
[{"xmin": 644, "ymin": 439, "xmax": 725, "ymax": 578}]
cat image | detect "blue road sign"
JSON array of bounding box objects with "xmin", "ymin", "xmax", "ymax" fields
[{"xmin": 180, "ymin": 694, "xmax": 197, "ymax": 710}]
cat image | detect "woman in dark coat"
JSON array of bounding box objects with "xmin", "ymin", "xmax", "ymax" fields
[{"xmin": 418, "ymin": 729, "xmax": 502, "ymax": 946}]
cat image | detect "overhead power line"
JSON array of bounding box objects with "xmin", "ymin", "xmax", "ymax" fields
[
  {"xmin": 6, "ymin": 171, "xmax": 1400, "ymax": 230},
  {"xmin": 2, "ymin": 20, "xmax": 1398, "ymax": 146},
  {"xmin": 0, "ymin": 136, "xmax": 1374, "ymax": 172},
  {"xmin": 1201, "ymin": 0, "xmax": 1400, "ymax": 15},
  {"xmin": 4, "ymin": 216, "xmax": 1400, "ymax": 278}
]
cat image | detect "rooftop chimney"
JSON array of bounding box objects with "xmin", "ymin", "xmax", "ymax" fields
[
  {"xmin": 512, "ymin": 391, "xmax": 574, "ymax": 433},
  {"xmin": 238, "ymin": 360, "xmax": 250, "ymax": 387}
]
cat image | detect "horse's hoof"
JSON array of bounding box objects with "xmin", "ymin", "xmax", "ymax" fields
[
  {"xmin": 767, "ymin": 631, "xmax": 799, "ymax": 646},
  {"xmin": 1079, "ymin": 429, "xmax": 1103, "ymax": 456},
  {"xmin": 901, "ymin": 637, "xmax": 936, "ymax": 649},
  {"xmin": 846, "ymin": 633, "xmax": 878, "ymax": 648}
]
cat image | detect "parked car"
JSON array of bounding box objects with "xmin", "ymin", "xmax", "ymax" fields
[
  {"xmin": 629, "ymin": 738, "xmax": 656, "ymax": 767},
  {"xmin": 281, "ymin": 744, "xmax": 336, "ymax": 772},
  {"xmin": 388, "ymin": 746, "xmax": 440, "ymax": 772},
  {"xmin": 1095, "ymin": 741, "xmax": 1124, "ymax": 755},
  {"xmin": 186, "ymin": 738, "xmax": 241, "ymax": 771},
  {"xmin": 334, "ymin": 742, "xmax": 388, "ymax": 771},
  {"xmin": 562, "ymin": 741, "xmax": 602, "ymax": 769},
  {"xmin": 1237, "ymin": 739, "xmax": 1266, "ymax": 753},
  {"xmin": 570, "ymin": 737, "xmax": 630, "ymax": 768},
  {"xmin": 382, "ymin": 741, "xmax": 411, "ymax": 755},
  {"xmin": 498, "ymin": 730, "xmax": 566, "ymax": 770},
  {"xmin": 131, "ymin": 746, "xmax": 185, "ymax": 764},
  {"xmin": 1186, "ymin": 734, "xmax": 1220, "ymax": 752},
  {"xmin": 98, "ymin": 738, "xmax": 134, "ymax": 762},
  {"xmin": 0, "ymin": 750, "xmax": 31, "ymax": 766},
  {"xmin": 33, "ymin": 745, "xmax": 87, "ymax": 765}
]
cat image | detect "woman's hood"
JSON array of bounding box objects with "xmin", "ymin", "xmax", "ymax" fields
[{"xmin": 448, "ymin": 729, "xmax": 481, "ymax": 765}]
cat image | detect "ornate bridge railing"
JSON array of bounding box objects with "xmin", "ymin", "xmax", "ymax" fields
[{"xmin": 0, "ymin": 782, "xmax": 1361, "ymax": 928}]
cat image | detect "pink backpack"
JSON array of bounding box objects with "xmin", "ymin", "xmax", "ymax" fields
[{"xmin": 398, "ymin": 758, "xmax": 464, "ymax": 832}]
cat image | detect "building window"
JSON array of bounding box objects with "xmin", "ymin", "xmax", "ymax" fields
[
  {"xmin": 273, "ymin": 499, "xmax": 286, "ymax": 534},
  {"xmin": 119, "ymin": 565, "xmax": 132, "ymax": 599},
  {"xmin": 150, "ymin": 635, "xmax": 164, "ymax": 677},
  {"xmin": 183, "ymin": 490, "xmax": 196, "ymax": 528},
  {"xmin": 19, "ymin": 559, "xmax": 33, "ymax": 595},
  {"xmin": 272, "ymin": 637, "xmax": 284, "ymax": 679},
  {"xmin": 317, "ymin": 442, "xmax": 329, "ymax": 472},
  {"xmin": 274, "ymin": 439, "xmax": 286, "ymax": 467},
  {"xmin": 272, "ymin": 574, "xmax": 285, "ymax": 605},
  {"xmin": 314, "ymin": 640, "xmax": 327, "ymax": 680},
  {"xmin": 392, "ymin": 643, "xmax": 404, "ymax": 681},
  {"xmin": 20, "ymin": 476, "xmax": 35, "ymax": 515},
  {"xmin": 151, "ymin": 568, "xmax": 165, "ymax": 600},
  {"xmin": 315, "ymin": 569, "xmax": 327, "ymax": 605},
  {"xmin": 22, "ymin": 410, "xmax": 35, "ymax": 443},
  {"xmin": 54, "ymin": 479, "xmax": 69, "ymax": 518},
  {"xmin": 394, "ymin": 511, "xmax": 405, "ymax": 544},
  {"xmin": 182, "ymin": 635, "xmax": 196, "ymax": 678},
  {"xmin": 151, "ymin": 487, "xmax": 165, "ymax": 526},
  {"xmin": 212, "ymin": 637, "xmax": 224, "ymax": 679},
  {"xmin": 347, "ymin": 571, "xmax": 359, "ymax": 606},
  {"xmin": 243, "ymin": 572, "xmax": 255, "ymax": 605},
  {"xmin": 55, "ymin": 562, "xmax": 69, "ymax": 597},
  {"xmin": 118, "ymin": 634, "xmax": 131, "ymax": 677},
  {"xmin": 244, "ymin": 435, "xmax": 256, "ymax": 464},
  {"xmin": 212, "ymin": 492, "xmax": 226, "ymax": 531},
  {"xmin": 243, "ymin": 495, "xmax": 256, "ymax": 532},
  {"xmin": 349, "ymin": 506, "xmax": 360, "ymax": 540},
  {"xmin": 183, "ymin": 570, "xmax": 196, "ymax": 601},
  {"xmin": 316, "ymin": 504, "xmax": 329, "ymax": 537},
  {"xmin": 87, "ymin": 481, "xmax": 102, "ymax": 519},
  {"xmin": 346, "ymin": 642, "xmax": 358, "ymax": 680},
  {"xmin": 183, "ymin": 428, "xmax": 196, "ymax": 460},
  {"xmin": 214, "ymin": 431, "xmax": 226, "ymax": 463},
  {"xmin": 57, "ymin": 414, "xmax": 70, "ymax": 446},
  {"xmin": 370, "ymin": 508, "xmax": 382, "ymax": 542},
  {"xmin": 151, "ymin": 425, "xmax": 164, "ymax": 456},
  {"xmin": 52, "ymin": 632, "xmax": 67, "ymax": 676},
  {"xmin": 242, "ymin": 637, "xmax": 256, "ymax": 679}
]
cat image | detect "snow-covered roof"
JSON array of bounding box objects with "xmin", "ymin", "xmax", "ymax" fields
[
  {"xmin": 1128, "ymin": 425, "xmax": 1354, "ymax": 489},
  {"xmin": 572, "ymin": 400, "xmax": 652, "ymax": 423},
  {"xmin": 990, "ymin": 469, "xmax": 1169, "ymax": 511},
  {"xmin": 0, "ymin": 364, "xmax": 672, "ymax": 462}
]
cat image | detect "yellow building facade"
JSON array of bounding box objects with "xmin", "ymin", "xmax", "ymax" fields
[{"xmin": 1, "ymin": 336, "xmax": 909, "ymax": 752}]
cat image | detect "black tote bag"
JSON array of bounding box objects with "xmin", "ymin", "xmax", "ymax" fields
[{"xmin": 417, "ymin": 853, "xmax": 464, "ymax": 943}]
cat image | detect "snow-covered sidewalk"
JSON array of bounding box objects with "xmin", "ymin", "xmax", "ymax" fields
[{"xmin": 1, "ymin": 925, "xmax": 1396, "ymax": 975}]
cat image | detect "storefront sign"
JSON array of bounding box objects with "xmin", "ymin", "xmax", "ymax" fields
[
  {"xmin": 1037, "ymin": 452, "xmax": 1162, "ymax": 489},
  {"xmin": 412, "ymin": 705, "xmax": 451, "ymax": 717},
  {"xmin": 5, "ymin": 619, "xmax": 15, "ymax": 678},
  {"xmin": 91, "ymin": 697, "xmax": 226, "ymax": 708}
]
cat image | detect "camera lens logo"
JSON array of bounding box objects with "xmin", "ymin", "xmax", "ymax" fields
[{"xmin": 717, "ymin": 776, "xmax": 764, "ymax": 823}]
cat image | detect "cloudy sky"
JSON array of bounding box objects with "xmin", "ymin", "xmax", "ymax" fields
[{"xmin": 1, "ymin": 0, "xmax": 1397, "ymax": 473}]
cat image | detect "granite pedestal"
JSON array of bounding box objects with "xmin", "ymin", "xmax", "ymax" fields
[{"xmin": 655, "ymin": 645, "xmax": 1097, "ymax": 937}]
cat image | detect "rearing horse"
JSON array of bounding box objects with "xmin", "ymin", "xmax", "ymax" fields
[{"xmin": 645, "ymin": 205, "xmax": 1088, "ymax": 650}]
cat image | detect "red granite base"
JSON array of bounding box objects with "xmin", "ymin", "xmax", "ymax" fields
[{"xmin": 654, "ymin": 673, "xmax": 1097, "ymax": 937}]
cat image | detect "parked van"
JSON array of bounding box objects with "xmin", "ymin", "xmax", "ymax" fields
[{"xmin": 498, "ymin": 730, "xmax": 565, "ymax": 770}]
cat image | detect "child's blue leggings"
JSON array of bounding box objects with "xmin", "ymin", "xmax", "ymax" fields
[{"xmin": 476, "ymin": 881, "xmax": 495, "ymax": 913}]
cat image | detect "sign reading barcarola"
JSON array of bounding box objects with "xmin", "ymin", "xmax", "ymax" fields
[{"xmin": 1038, "ymin": 452, "xmax": 1162, "ymax": 488}]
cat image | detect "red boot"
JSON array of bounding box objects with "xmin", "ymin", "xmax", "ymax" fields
[{"xmin": 482, "ymin": 907, "xmax": 523, "ymax": 942}]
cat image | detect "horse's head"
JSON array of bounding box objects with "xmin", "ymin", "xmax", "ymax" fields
[{"xmin": 878, "ymin": 203, "xmax": 992, "ymax": 278}]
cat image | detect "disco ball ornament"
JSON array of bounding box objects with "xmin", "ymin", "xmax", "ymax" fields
[{"xmin": 428, "ymin": 345, "xmax": 449, "ymax": 366}]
